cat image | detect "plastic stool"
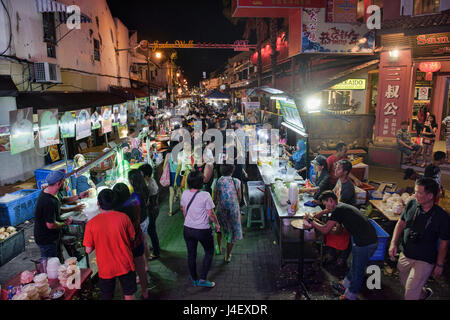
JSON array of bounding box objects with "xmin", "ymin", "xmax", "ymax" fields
[{"xmin": 244, "ymin": 194, "xmax": 265, "ymax": 229}]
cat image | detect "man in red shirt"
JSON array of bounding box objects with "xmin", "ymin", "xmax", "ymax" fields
[
  {"xmin": 83, "ymin": 189, "xmax": 137, "ymax": 300},
  {"xmin": 326, "ymin": 142, "xmax": 362, "ymax": 187}
]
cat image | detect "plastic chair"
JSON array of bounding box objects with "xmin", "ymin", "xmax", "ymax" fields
[{"xmin": 245, "ymin": 181, "xmax": 265, "ymax": 229}]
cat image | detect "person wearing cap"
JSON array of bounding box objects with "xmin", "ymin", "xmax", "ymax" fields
[
  {"xmin": 299, "ymin": 155, "xmax": 332, "ymax": 202},
  {"xmin": 34, "ymin": 170, "xmax": 89, "ymax": 261}
]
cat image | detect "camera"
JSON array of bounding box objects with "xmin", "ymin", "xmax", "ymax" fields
[{"xmin": 408, "ymin": 230, "xmax": 422, "ymax": 243}]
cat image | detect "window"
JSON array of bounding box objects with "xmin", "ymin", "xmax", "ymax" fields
[
  {"xmin": 249, "ymin": 66, "xmax": 255, "ymax": 74},
  {"xmin": 93, "ymin": 39, "xmax": 100, "ymax": 61},
  {"xmin": 47, "ymin": 43, "xmax": 56, "ymax": 58},
  {"xmin": 42, "ymin": 13, "xmax": 56, "ymax": 58},
  {"xmin": 414, "ymin": 0, "xmax": 440, "ymax": 15}
]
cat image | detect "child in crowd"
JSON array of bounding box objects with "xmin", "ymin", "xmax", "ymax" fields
[{"xmin": 424, "ymin": 151, "xmax": 446, "ymax": 200}]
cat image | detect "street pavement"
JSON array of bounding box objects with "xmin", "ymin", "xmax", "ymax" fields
[{"xmin": 1, "ymin": 165, "xmax": 449, "ymax": 300}]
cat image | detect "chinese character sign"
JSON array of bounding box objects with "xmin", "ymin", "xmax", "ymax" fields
[
  {"xmin": 376, "ymin": 66, "xmax": 409, "ymax": 138},
  {"xmin": 302, "ymin": 8, "xmax": 375, "ymax": 53}
]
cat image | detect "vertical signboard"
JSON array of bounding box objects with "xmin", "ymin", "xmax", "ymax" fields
[
  {"xmin": 76, "ymin": 109, "xmax": 91, "ymax": 140},
  {"xmin": 9, "ymin": 108, "xmax": 34, "ymax": 155},
  {"xmin": 38, "ymin": 109, "xmax": 60, "ymax": 148}
]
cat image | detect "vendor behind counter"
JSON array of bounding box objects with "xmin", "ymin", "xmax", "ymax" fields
[{"xmin": 71, "ymin": 154, "xmax": 96, "ymax": 196}]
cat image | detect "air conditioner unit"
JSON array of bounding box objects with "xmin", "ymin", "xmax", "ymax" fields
[{"xmin": 34, "ymin": 62, "xmax": 62, "ymax": 83}]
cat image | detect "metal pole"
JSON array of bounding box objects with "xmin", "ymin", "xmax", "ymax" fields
[
  {"xmin": 105, "ymin": 132, "xmax": 109, "ymax": 148},
  {"xmin": 63, "ymin": 138, "xmax": 72, "ymax": 194}
]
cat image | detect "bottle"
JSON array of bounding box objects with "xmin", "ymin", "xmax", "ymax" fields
[{"xmin": 7, "ymin": 285, "xmax": 14, "ymax": 300}]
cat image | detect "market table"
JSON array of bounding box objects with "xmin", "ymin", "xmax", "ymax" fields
[
  {"xmin": 270, "ymin": 189, "xmax": 322, "ymax": 300},
  {"xmin": 369, "ymin": 200, "xmax": 401, "ymax": 222},
  {"xmin": 256, "ymin": 163, "xmax": 304, "ymax": 224},
  {"xmin": 5, "ymin": 268, "xmax": 93, "ymax": 300}
]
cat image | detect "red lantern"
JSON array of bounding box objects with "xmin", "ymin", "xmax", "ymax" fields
[{"xmin": 419, "ymin": 62, "xmax": 441, "ymax": 81}]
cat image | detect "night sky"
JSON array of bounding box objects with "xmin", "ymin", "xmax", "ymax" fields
[{"xmin": 106, "ymin": 0, "xmax": 246, "ymax": 86}]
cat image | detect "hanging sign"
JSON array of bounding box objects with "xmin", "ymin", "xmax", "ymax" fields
[
  {"xmin": 101, "ymin": 106, "xmax": 113, "ymax": 134},
  {"xmin": 118, "ymin": 125, "xmax": 128, "ymax": 139},
  {"xmin": 279, "ymin": 100, "xmax": 306, "ymax": 131},
  {"xmin": 112, "ymin": 105, "xmax": 120, "ymax": 126},
  {"xmin": 243, "ymin": 102, "xmax": 260, "ymax": 124},
  {"xmin": 9, "ymin": 108, "xmax": 34, "ymax": 155},
  {"xmin": 60, "ymin": 111, "xmax": 76, "ymax": 138},
  {"xmin": 91, "ymin": 110, "xmax": 101, "ymax": 130},
  {"xmin": 0, "ymin": 126, "xmax": 10, "ymax": 153},
  {"xmin": 302, "ymin": 8, "xmax": 375, "ymax": 53},
  {"xmin": 75, "ymin": 109, "xmax": 91, "ymax": 140},
  {"xmin": 119, "ymin": 103, "xmax": 128, "ymax": 126},
  {"xmin": 38, "ymin": 109, "xmax": 60, "ymax": 148},
  {"xmin": 326, "ymin": 0, "xmax": 357, "ymax": 23},
  {"xmin": 331, "ymin": 79, "xmax": 366, "ymax": 90}
]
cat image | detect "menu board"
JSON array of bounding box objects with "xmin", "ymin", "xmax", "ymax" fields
[
  {"xmin": 119, "ymin": 103, "xmax": 127, "ymax": 126},
  {"xmin": 75, "ymin": 109, "xmax": 91, "ymax": 140},
  {"xmin": 60, "ymin": 111, "xmax": 76, "ymax": 138},
  {"xmin": 9, "ymin": 108, "xmax": 34, "ymax": 155},
  {"xmin": 101, "ymin": 106, "xmax": 112, "ymax": 134},
  {"xmin": 118, "ymin": 125, "xmax": 128, "ymax": 139},
  {"xmin": 243, "ymin": 102, "xmax": 260, "ymax": 124},
  {"xmin": 91, "ymin": 110, "xmax": 101, "ymax": 130},
  {"xmin": 38, "ymin": 109, "xmax": 60, "ymax": 148},
  {"xmin": 0, "ymin": 126, "xmax": 10, "ymax": 153},
  {"xmin": 279, "ymin": 100, "xmax": 306, "ymax": 131},
  {"xmin": 112, "ymin": 105, "xmax": 120, "ymax": 126}
]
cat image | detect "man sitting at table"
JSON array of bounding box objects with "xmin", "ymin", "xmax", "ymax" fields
[
  {"xmin": 389, "ymin": 178, "xmax": 449, "ymax": 300},
  {"xmin": 305, "ymin": 191, "xmax": 378, "ymax": 300},
  {"xmin": 396, "ymin": 121, "xmax": 422, "ymax": 166},
  {"xmin": 326, "ymin": 142, "xmax": 362, "ymax": 187},
  {"xmin": 83, "ymin": 189, "xmax": 137, "ymax": 300}
]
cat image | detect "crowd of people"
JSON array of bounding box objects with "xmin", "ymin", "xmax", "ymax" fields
[{"xmin": 31, "ymin": 101, "xmax": 448, "ymax": 301}]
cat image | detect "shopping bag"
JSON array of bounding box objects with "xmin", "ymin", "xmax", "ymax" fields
[{"xmin": 159, "ymin": 161, "xmax": 170, "ymax": 187}]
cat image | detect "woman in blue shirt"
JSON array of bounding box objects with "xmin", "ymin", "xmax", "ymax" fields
[
  {"xmin": 71, "ymin": 154, "xmax": 96, "ymax": 196},
  {"xmin": 284, "ymin": 139, "xmax": 307, "ymax": 178}
]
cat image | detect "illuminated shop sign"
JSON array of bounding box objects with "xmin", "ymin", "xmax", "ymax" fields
[{"xmin": 331, "ymin": 79, "xmax": 366, "ymax": 90}]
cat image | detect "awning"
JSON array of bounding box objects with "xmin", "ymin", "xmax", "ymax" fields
[
  {"xmin": 109, "ymin": 86, "xmax": 149, "ymax": 100},
  {"xmin": 245, "ymin": 86, "xmax": 285, "ymax": 97},
  {"xmin": 0, "ymin": 75, "xmax": 19, "ymax": 97},
  {"xmin": 16, "ymin": 91, "xmax": 126, "ymax": 113},
  {"xmin": 35, "ymin": 0, "xmax": 92, "ymax": 23},
  {"xmin": 299, "ymin": 56, "xmax": 379, "ymax": 96},
  {"xmin": 204, "ymin": 90, "xmax": 230, "ymax": 100}
]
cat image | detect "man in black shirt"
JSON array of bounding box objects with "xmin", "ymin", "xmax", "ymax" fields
[
  {"xmin": 34, "ymin": 170, "xmax": 88, "ymax": 261},
  {"xmin": 305, "ymin": 191, "xmax": 378, "ymax": 300},
  {"xmin": 389, "ymin": 178, "xmax": 449, "ymax": 300}
]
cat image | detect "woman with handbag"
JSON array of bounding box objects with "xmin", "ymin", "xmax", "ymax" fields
[
  {"xmin": 421, "ymin": 114, "xmax": 438, "ymax": 168},
  {"xmin": 181, "ymin": 170, "xmax": 220, "ymax": 288},
  {"xmin": 214, "ymin": 164, "xmax": 243, "ymax": 262}
]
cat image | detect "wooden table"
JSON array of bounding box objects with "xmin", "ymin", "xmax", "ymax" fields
[
  {"xmin": 6, "ymin": 268, "xmax": 93, "ymax": 300},
  {"xmin": 369, "ymin": 200, "xmax": 401, "ymax": 222}
]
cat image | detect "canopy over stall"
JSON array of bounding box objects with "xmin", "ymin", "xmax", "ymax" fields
[
  {"xmin": 245, "ymin": 86, "xmax": 307, "ymax": 137},
  {"xmin": 204, "ymin": 90, "xmax": 230, "ymax": 100}
]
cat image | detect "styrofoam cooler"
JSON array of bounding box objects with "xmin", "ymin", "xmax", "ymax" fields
[{"xmin": 247, "ymin": 181, "xmax": 265, "ymax": 205}]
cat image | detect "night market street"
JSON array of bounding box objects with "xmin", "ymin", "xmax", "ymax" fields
[{"xmin": 1, "ymin": 0, "xmax": 450, "ymax": 304}]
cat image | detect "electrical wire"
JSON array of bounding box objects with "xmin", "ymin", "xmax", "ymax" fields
[{"xmin": 0, "ymin": 0, "xmax": 12, "ymax": 56}]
